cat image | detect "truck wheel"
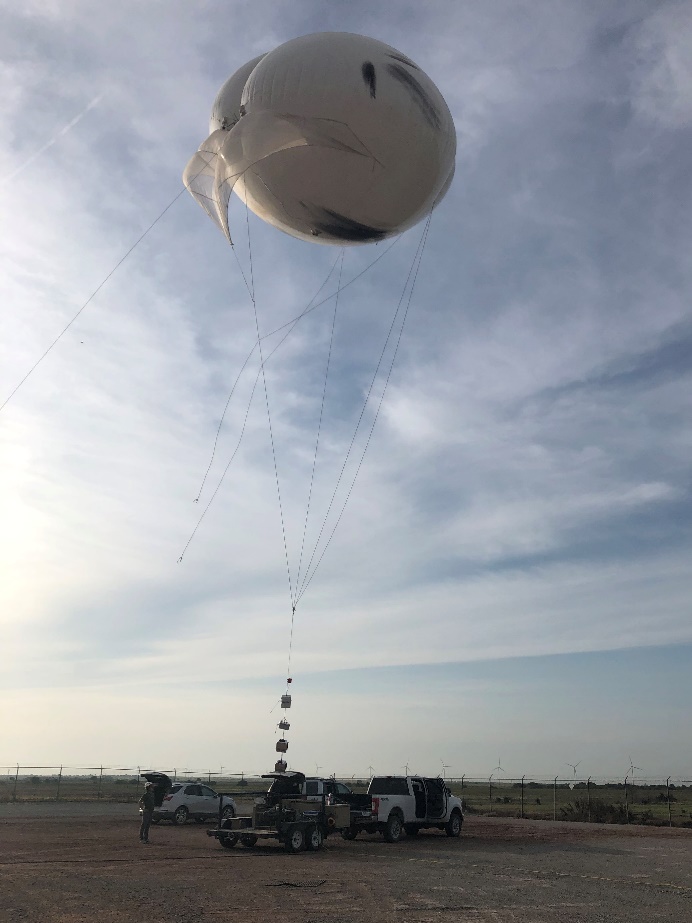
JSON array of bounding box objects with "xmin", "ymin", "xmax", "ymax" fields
[
  {"xmin": 240, "ymin": 834, "xmax": 258, "ymax": 847},
  {"xmin": 445, "ymin": 810, "xmax": 463, "ymax": 837},
  {"xmin": 284, "ymin": 825, "xmax": 306, "ymax": 853},
  {"xmin": 219, "ymin": 819, "xmax": 238, "ymax": 849},
  {"xmin": 306, "ymin": 825, "xmax": 323, "ymax": 851},
  {"xmin": 384, "ymin": 813, "xmax": 403, "ymax": 843},
  {"xmin": 342, "ymin": 827, "xmax": 358, "ymax": 841},
  {"xmin": 172, "ymin": 805, "xmax": 189, "ymax": 825},
  {"xmin": 404, "ymin": 824, "xmax": 419, "ymax": 836}
]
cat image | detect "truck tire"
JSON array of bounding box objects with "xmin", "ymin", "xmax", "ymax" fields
[
  {"xmin": 341, "ymin": 826, "xmax": 358, "ymax": 840},
  {"xmin": 445, "ymin": 810, "xmax": 463, "ymax": 837},
  {"xmin": 404, "ymin": 824, "xmax": 420, "ymax": 836},
  {"xmin": 240, "ymin": 834, "xmax": 258, "ymax": 847},
  {"xmin": 284, "ymin": 825, "xmax": 306, "ymax": 853},
  {"xmin": 384, "ymin": 812, "xmax": 403, "ymax": 843}
]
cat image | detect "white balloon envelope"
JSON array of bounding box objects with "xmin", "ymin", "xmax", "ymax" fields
[{"xmin": 184, "ymin": 32, "xmax": 456, "ymax": 245}]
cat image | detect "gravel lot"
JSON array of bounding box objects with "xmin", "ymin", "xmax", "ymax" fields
[{"xmin": 2, "ymin": 805, "xmax": 691, "ymax": 922}]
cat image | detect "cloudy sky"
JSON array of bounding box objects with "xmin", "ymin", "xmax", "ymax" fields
[{"xmin": 2, "ymin": 0, "xmax": 691, "ymax": 781}]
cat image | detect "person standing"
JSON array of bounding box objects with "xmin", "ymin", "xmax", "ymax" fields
[{"xmin": 139, "ymin": 782, "xmax": 156, "ymax": 844}]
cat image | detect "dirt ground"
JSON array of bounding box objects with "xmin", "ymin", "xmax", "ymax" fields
[{"xmin": 2, "ymin": 804, "xmax": 691, "ymax": 922}]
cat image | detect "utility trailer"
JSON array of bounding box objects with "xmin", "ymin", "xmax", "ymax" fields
[{"xmin": 207, "ymin": 771, "xmax": 350, "ymax": 853}]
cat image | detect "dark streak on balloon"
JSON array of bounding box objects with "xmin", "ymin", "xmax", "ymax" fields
[
  {"xmin": 305, "ymin": 205, "xmax": 387, "ymax": 242},
  {"xmin": 386, "ymin": 52, "xmax": 420, "ymax": 70},
  {"xmin": 362, "ymin": 62, "xmax": 377, "ymax": 98},
  {"xmin": 386, "ymin": 63, "xmax": 441, "ymax": 130}
]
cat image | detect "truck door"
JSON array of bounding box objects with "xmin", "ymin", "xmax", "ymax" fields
[
  {"xmin": 411, "ymin": 778, "xmax": 426, "ymax": 818},
  {"xmin": 423, "ymin": 778, "xmax": 445, "ymax": 818}
]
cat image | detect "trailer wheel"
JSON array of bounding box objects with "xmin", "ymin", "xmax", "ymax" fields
[
  {"xmin": 284, "ymin": 825, "xmax": 306, "ymax": 853},
  {"xmin": 384, "ymin": 812, "xmax": 403, "ymax": 843},
  {"xmin": 240, "ymin": 834, "xmax": 258, "ymax": 847},
  {"xmin": 341, "ymin": 827, "xmax": 358, "ymax": 840},
  {"xmin": 306, "ymin": 825, "xmax": 323, "ymax": 851},
  {"xmin": 445, "ymin": 810, "xmax": 463, "ymax": 838},
  {"xmin": 219, "ymin": 819, "xmax": 238, "ymax": 849}
]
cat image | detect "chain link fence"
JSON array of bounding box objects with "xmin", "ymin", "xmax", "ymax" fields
[{"xmin": 2, "ymin": 765, "xmax": 691, "ymax": 828}]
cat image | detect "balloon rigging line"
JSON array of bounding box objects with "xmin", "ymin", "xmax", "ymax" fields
[
  {"xmin": 296, "ymin": 214, "xmax": 432, "ymax": 605},
  {"xmin": 193, "ymin": 251, "xmax": 342, "ymax": 503},
  {"xmin": 179, "ymin": 232, "xmax": 404, "ymax": 561},
  {"xmin": 0, "ymin": 187, "xmax": 188, "ymax": 415},
  {"xmin": 295, "ymin": 219, "xmax": 430, "ymax": 602},
  {"xmin": 294, "ymin": 250, "xmax": 344, "ymax": 600},
  {"xmin": 180, "ymin": 255, "xmax": 344, "ymax": 559},
  {"xmin": 245, "ymin": 198, "xmax": 296, "ymax": 609}
]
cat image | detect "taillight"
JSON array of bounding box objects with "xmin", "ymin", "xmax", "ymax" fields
[
  {"xmin": 164, "ymin": 795, "xmax": 173, "ymax": 801},
  {"xmin": 371, "ymin": 797, "xmax": 380, "ymax": 815}
]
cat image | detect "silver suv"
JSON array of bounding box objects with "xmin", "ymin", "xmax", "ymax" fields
[{"xmin": 152, "ymin": 782, "xmax": 236, "ymax": 825}]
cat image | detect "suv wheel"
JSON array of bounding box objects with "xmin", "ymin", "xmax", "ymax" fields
[
  {"xmin": 172, "ymin": 805, "xmax": 189, "ymax": 825},
  {"xmin": 221, "ymin": 805, "xmax": 235, "ymax": 821}
]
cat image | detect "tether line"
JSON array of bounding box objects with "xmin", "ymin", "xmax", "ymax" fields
[{"xmin": 296, "ymin": 214, "xmax": 433, "ymax": 604}]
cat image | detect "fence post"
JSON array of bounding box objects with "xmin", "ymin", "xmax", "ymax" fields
[
  {"xmin": 173, "ymin": 768, "xmax": 177, "ymax": 783},
  {"xmin": 553, "ymin": 776, "xmax": 557, "ymax": 821},
  {"xmin": 666, "ymin": 777, "xmax": 672, "ymax": 828},
  {"xmin": 488, "ymin": 777, "xmax": 492, "ymax": 812},
  {"xmin": 461, "ymin": 774, "xmax": 465, "ymax": 811},
  {"xmin": 520, "ymin": 776, "xmax": 525, "ymax": 819},
  {"xmin": 98, "ymin": 766, "xmax": 103, "ymax": 800},
  {"xmin": 12, "ymin": 765, "xmax": 19, "ymax": 802},
  {"xmin": 624, "ymin": 776, "xmax": 629, "ymax": 824},
  {"xmin": 56, "ymin": 765, "xmax": 62, "ymax": 801},
  {"xmin": 587, "ymin": 777, "xmax": 591, "ymax": 823}
]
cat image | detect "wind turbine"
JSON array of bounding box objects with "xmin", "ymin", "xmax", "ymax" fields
[
  {"xmin": 440, "ymin": 759, "xmax": 451, "ymax": 779},
  {"xmin": 566, "ymin": 761, "xmax": 581, "ymax": 780},
  {"xmin": 403, "ymin": 761, "xmax": 410, "ymax": 775},
  {"xmin": 627, "ymin": 756, "xmax": 643, "ymax": 784},
  {"xmin": 489, "ymin": 758, "xmax": 505, "ymax": 784},
  {"xmin": 367, "ymin": 765, "xmax": 374, "ymax": 778},
  {"xmin": 315, "ymin": 763, "xmax": 322, "ymax": 776}
]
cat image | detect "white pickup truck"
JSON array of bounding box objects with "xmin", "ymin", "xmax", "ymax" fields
[{"xmin": 343, "ymin": 775, "xmax": 463, "ymax": 842}]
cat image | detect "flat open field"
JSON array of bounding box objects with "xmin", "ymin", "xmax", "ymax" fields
[{"xmin": 2, "ymin": 804, "xmax": 691, "ymax": 923}]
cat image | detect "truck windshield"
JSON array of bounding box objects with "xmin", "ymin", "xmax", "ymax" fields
[{"xmin": 369, "ymin": 777, "xmax": 409, "ymax": 795}]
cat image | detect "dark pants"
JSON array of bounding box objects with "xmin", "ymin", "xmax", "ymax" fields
[{"xmin": 140, "ymin": 809, "xmax": 153, "ymax": 842}]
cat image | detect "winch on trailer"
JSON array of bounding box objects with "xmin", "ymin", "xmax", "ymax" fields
[{"xmin": 207, "ymin": 771, "xmax": 350, "ymax": 853}]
